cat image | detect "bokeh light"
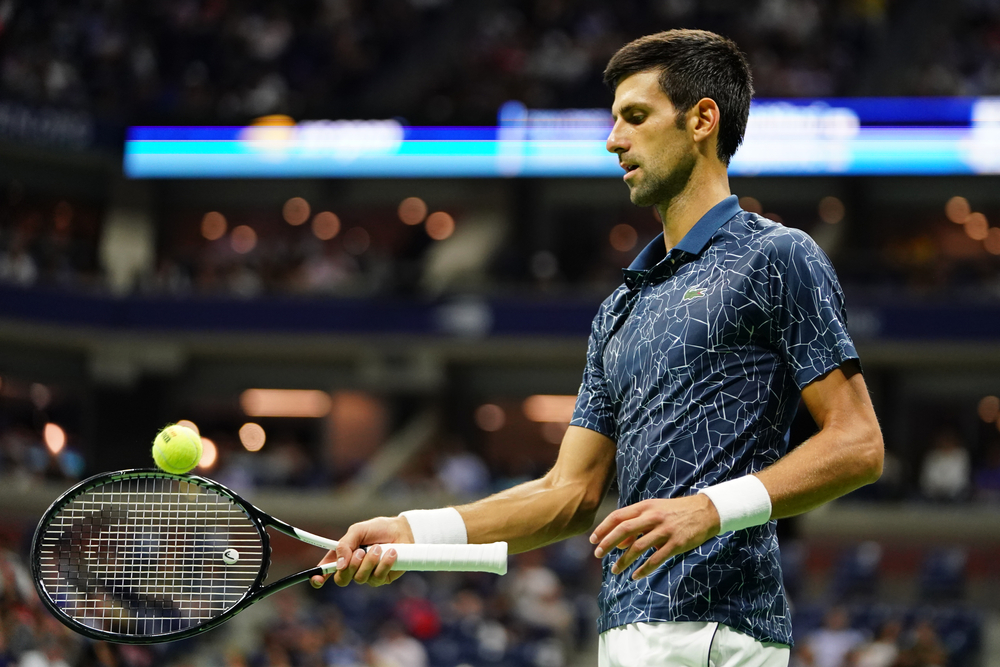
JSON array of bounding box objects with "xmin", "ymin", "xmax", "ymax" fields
[
  {"xmin": 979, "ymin": 396, "xmax": 1000, "ymax": 423},
  {"xmin": 985, "ymin": 228, "xmax": 1000, "ymax": 256},
  {"xmin": 530, "ymin": 251, "xmax": 558, "ymax": 280},
  {"xmin": 945, "ymin": 196, "xmax": 971, "ymax": 224},
  {"xmin": 343, "ymin": 227, "xmax": 370, "ymax": 255},
  {"xmin": 964, "ymin": 212, "xmax": 989, "ymax": 241},
  {"xmin": 201, "ymin": 212, "xmax": 227, "ymax": 240},
  {"xmin": 523, "ymin": 395, "xmax": 576, "ymax": 422},
  {"xmin": 541, "ymin": 421, "xmax": 568, "ymax": 445},
  {"xmin": 30, "ymin": 383, "xmax": 51, "ymax": 409},
  {"xmin": 282, "ymin": 197, "xmax": 311, "ymax": 225},
  {"xmin": 312, "ymin": 211, "xmax": 341, "ymax": 240},
  {"xmin": 239, "ymin": 422, "xmax": 266, "ymax": 451},
  {"xmin": 241, "ymin": 389, "xmax": 333, "ymax": 418},
  {"xmin": 176, "ymin": 419, "xmax": 200, "ymax": 435},
  {"xmin": 398, "ymin": 197, "xmax": 428, "ymax": 225},
  {"xmin": 818, "ymin": 196, "xmax": 845, "ymax": 224},
  {"xmin": 609, "ymin": 224, "xmax": 638, "ymax": 252},
  {"xmin": 199, "ymin": 438, "xmax": 218, "ymax": 469},
  {"xmin": 426, "ymin": 211, "xmax": 455, "ymax": 240},
  {"xmin": 231, "ymin": 225, "xmax": 258, "ymax": 253},
  {"xmin": 739, "ymin": 196, "xmax": 763, "ymax": 214},
  {"xmin": 53, "ymin": 201, "xmax": 73, "ymax": 230},
  {"xmin": 474, "ymin": 404, "xmax": 505, "ymax": 432},
  {"xmin": 44, "ymin": 423, "xmax": 66, "ymax": 454}
]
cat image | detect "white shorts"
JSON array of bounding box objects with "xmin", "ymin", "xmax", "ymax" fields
[{"xmin": 598, "ymin": 621, "xmax": 790, "ymax": 667}]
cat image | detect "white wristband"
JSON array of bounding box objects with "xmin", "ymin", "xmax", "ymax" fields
[
  {"xmin": 399, "ymin": 508, "xmax": 468, "ymax": 544},
  {"xmin": 698, "ymin": 475, "xmax": 772, "ymax": 534}
]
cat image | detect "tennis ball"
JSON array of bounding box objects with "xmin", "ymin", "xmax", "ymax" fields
[{"xmin": 151, "ymin": 424, "xmax": 203, "ymax": 474}]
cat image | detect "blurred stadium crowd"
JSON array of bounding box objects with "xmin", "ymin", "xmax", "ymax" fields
[
  {"xmin": 0, "ymin": 532, "xmax": 985, "ymax": 667},
  {"xmin": 3, "ymin": 0, "xmax": 1000, "ymax": 132},
  {"xmin": 3, "ymin": 187, "xmax": 1000, "ymax": 301},
  {"xmin": 0, "ymin": 0, "xmax": 892, "ymax": 130}
]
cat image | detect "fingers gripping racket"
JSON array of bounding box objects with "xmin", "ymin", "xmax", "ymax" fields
[{"xmin": 30, "ymin": 470, "xmax": 507, "ymax": 644}]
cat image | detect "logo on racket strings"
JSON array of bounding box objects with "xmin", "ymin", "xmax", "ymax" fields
[{"xmin": 222, "ymin": 548, "xmax": 240, "ymax": 565}]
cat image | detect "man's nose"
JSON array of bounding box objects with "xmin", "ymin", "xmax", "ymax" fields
[{"xmin": 606, "ymin": 120, "xmax": 629, "ymax": 155}]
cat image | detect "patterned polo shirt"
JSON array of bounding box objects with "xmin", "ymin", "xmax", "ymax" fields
[{"xmin": 570, "ymin": 195, "xmax": 858, "ymax": 645}]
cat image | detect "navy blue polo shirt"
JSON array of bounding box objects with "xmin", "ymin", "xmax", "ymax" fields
[{"xmin": 571, "ymin": 195, "xmax": 858, "ymax": 645}]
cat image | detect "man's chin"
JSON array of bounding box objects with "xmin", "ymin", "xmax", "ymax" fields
[{"xmin": 628, "ymin": 187, "xmax": 657, "ymax": 208}]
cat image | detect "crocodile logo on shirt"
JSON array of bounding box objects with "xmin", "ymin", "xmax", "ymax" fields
[{"xmin": 682, "ymin": 288, "xmax": 706, "ymax": 301}]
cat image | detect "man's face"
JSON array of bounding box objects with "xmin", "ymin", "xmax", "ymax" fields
[{"xmin": 606, "ymin": 70, "xmax": 696, "ymax": 209}]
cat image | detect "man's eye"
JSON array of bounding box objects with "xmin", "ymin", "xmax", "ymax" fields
[{"xmin": 629, "ymin": 115, "xmax": 645, "ymax": 124}]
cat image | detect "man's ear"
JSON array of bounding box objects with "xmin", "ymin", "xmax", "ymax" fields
[{"xmin": 689, "ymin": 98, "xmax": 721, "ymax": 152}]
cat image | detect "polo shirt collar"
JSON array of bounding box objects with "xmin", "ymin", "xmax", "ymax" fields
[{"xmin": 627, "ymin": 195, "xmax": 741, "ymax": 271}]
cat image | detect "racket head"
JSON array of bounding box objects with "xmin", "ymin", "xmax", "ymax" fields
[{"xmin": 31, "ymin": 469, "xmax": 271, "ymax": 644}]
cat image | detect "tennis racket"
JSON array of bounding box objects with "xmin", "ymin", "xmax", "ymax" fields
[{"xmin": 30, "ymin": 469, "xmax": 507, "ymax": 644}]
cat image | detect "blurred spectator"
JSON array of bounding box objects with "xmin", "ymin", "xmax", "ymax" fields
[
  {"xmin": 830, "ymin": 542, "xmax": 882, "ymax": 602},
  {"xmin": 0, "ymin": 245, "xmax": 37, "ymax": 286},
  {"xmin": 370, "ymin": 620, "xmax": 428, "ymax": 667},
  {"xmin": 393, "ymin": 577, "xmax": 441, "ymax": 642},
  {"xmin": 919, "ymin": 547, "xmax": 968, "ymax": 602},
  {"xmin": 435, "ymin": 441, "xmax": 491, "ymax": 498},
  {"xmin": 895, "ymin": 620, "xmax": 948, "ymax": 667},
  {"xmin": 920, "ymin": 429, "xmax": 971, "ymax": 502},
  {"xmin": 852, "ymin": 619, "xmax": 902, "ymax": 667},
  {"xmin": 436, "ymin": 587, "xmax": 509, "ymax": 664},
  {"xmin": 321, "ymin": 609, "xmax": 366, "ymax": 667},
  {"xmin": 803, "ymin": 607, "xmax": 867, "ymax": 667},
  {"xmin": 504, "ymin": 550, "xmax": 575, "ymax": 650}
]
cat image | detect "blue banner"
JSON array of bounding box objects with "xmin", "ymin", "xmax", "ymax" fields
[{"xmin": 124, "ymin": 98, "xmax": 1000, "ymax": 178}]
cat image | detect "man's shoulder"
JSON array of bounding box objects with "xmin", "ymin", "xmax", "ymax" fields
[
  {"xmin": 726, "ymin": 213, "xmax": 829, "ymax": 270},
  {"xmin": 730, "ymin": 212, "xmax": 817, "ymax": 251}
]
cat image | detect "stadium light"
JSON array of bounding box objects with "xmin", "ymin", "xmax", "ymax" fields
[{"xmin": 240, "ymin": 389, "xmax": 333, "ymax": 418}]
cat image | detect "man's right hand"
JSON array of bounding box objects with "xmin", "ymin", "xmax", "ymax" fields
[{"xmin": 310, "ymin": 516, "xmax": 414, "ymax": 589}]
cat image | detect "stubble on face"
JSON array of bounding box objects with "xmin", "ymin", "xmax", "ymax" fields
[
  {"xmin": 626, "ymin": 142, "xmax": 696, "ymax": 208},
  {"xmin": 609, "ymin": 71, "xmax": 697, "ymax": 211}
]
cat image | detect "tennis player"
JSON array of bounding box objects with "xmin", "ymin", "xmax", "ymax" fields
[{"xmin": 312, "ymin": 29, "xmax": 883, "ymax": 666}]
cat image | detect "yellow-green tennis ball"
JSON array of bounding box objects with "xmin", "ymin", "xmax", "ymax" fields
[{"xmin": 152, "ymin": 424, "xmax": 203, "ymax": 474}]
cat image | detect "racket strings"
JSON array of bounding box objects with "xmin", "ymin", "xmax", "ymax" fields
[{"xmin": 37, "ymin": 475, "xmax": 263, "ymax": 637}]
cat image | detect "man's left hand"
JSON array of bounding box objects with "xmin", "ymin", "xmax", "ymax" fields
[{"xmin": 589, "ymin": 494, "xmax": 721, "ymax": 580}]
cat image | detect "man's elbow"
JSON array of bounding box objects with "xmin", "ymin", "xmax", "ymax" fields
[
  {"xmin": 854, "ymin": 422, "xmax": 885, "ymax": 486},
  {"xmin": 566, "ymin": 487, "xmax": 606, "ymax": 535}
]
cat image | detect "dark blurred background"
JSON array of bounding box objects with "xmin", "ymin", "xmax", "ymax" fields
[{"xmin": 3, "ymin": 1, "xmax": 1000, "ymax": 666}]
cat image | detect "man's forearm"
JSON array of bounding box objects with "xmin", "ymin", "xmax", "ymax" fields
[
  {"xmin": 757, "ymin": 420, "xmax": 882, "ymax": 520},
  {"xmin": 456, "ymin": 474, "xmax": 607, "ymax": 553}
]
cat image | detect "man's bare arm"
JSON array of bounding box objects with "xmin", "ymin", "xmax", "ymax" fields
[
  {"xmin": 590, "ymin": 361, "xmax": 883, "ymax": 580},
  {"xmin": 457, "ymin": 425, "xmax": 617, "ymax": 553},
  {"xmin": 312, "ymin": 425, "xmax": 617, "ymax": 587},
  {"xmin": 756, "ymin": 361, "xmax": 883, "ymax": 517}
]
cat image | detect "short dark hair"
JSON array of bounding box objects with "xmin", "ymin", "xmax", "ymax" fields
[{"xmin": 603, "ymin": 30, "xmax": 753, "ymax": 165}]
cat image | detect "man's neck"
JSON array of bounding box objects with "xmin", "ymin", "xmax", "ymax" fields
[{"xmin": 655, "ymin": 170, "xmax": 731, "ymax": 253}]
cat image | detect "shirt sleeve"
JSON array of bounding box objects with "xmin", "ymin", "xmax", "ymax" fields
[
  {"xmin": 570, "ymin": 305, "xmax": 618, "ymax": 441},
  {"xmin": 768, "ymin": 230, "xmax": 859, "ymax": 389}
]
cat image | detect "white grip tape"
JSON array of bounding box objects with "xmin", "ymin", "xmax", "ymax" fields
[
  {"xmin": 379, "ymin": 542, "xmax": 507, "ymax": 574},
  {"xmin": 318, "ymin": 542, "xmax": 508, "ymax": 575}
]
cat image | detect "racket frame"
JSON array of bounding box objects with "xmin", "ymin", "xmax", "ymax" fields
[{"xmin": 31, "ymin": 469, "xmax": 320, "ymax": 644}]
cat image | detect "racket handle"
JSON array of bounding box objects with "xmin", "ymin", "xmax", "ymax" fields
[{"xmin": 377, "ymin": 542, "xmax": 508, "ymax": 575}]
